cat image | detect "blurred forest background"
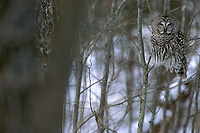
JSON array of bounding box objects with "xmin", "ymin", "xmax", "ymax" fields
[{"xmin": 0, "ymin": 0, "xmax": 200, "ymax": 133}]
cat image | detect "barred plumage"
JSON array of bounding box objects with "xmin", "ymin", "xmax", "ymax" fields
[{"xmin": 151, "ymin": 14, "xmax": 187, "ymax": 78}]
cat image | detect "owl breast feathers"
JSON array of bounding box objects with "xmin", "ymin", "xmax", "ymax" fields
[{"xmin": 151, "ymin": 14, "xmax": 187, "ymax": 78}]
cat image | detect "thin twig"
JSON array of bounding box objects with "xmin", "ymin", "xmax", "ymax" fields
[
  {"xmin": 76, "ymin": 114, "xmax": 95, "ymax": 132},
  {"xmin": 145, "ymin": 0, "xmax": 154, "ymax": 17},
  {"xmin": 80, "ymin": 79, "xmax": 102, "ymax": 94},
  {"xmin": 116, "ymin": 0, "xmax": 128, "ymax": 19},
  {"xmin": 188, "ymin": 10, "xmax": 200, "ymax": 38}
]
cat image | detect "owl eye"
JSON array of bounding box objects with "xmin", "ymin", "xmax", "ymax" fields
[
  {"xmin": 166, "ymin": 22, "xmax": 172, "ymax": 26},
  {"xmin": 159, "ymin": 22, "xmax": 164, "ymax": 26}
]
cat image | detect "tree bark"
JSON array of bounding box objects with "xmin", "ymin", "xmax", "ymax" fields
[
  {"xmin": 137, "ymin": 0, "xmax": 149, "ymax": 133},
  {"xmin": 0, "ymin": 0, "xmax": 86, "ymax": 133},
  {"xmin": 73, "ymin": 46, "xmax": 84, "ymax": 133},
  {"xmin": 97, "ymin": 0, "xmax": 117, "ymax": 132}
]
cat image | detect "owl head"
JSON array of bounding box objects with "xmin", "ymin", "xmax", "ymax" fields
[{"xmin": 152, "ymin": 14, "xmax": 179, "ymax": 35}]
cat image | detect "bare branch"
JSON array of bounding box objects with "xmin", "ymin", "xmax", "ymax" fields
[
  {"xmin": 97, "ymin": 0, "xmax": 117, "ymax": 132},
  {"xmin": 149, "ymin": 66, "xmax": 160, "ymax": 133},
  {"xmin": 73, "ymin": 45, "xmax": 84, "ymax": 133},
  {"xmin": 145, "ymin": 0, "xmax": 154, "ymax": 17},
  {"xmin": 163, "ymin": 0, "xmax": 168, "ymax": 15},
  {"xmin": 137, "ymin": 0, "xmax": 149, "ymax": 132}
]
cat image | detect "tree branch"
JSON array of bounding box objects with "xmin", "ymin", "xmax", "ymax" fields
[
  {"xmin": 73, "ymin": 45, "xmax": 84, "ymax": 133},
  {"xmin": 137, "ymin": 0, "xmax": 149, "ymax": 132},
  {"xmin": 97, "ymin": 0, "xmax": 117, "ymax": 132}
]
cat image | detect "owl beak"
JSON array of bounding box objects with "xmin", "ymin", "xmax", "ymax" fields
[{"xmin": 164, "ymin": 27, "xmax": 167, "ymax": 32}]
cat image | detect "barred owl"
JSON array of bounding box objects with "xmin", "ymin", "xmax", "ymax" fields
[{"xmin": 151, "ymin": 14, "xmax": 187, "ymax": 78}]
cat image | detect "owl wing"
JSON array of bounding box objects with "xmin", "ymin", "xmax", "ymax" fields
[
  {"xmin": 150, "ymin": 33, "xmax": 159, "ymax": 62},
  {"xmin": 170, "ymin": 31, "xmax": 187, "ymax": 78}
]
